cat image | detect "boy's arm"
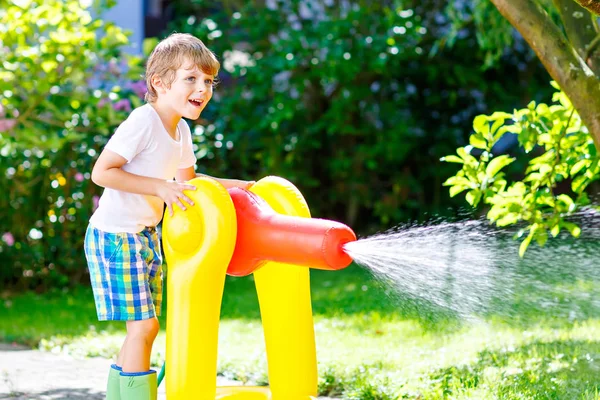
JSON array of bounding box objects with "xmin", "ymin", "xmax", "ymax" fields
[
  {"xmin": 176, "ymin": 166, "xmax": 254, "ymax": 189},
  {"xmin": 92, "ymin": 149, "xmax": 197, "ymax": 216}
]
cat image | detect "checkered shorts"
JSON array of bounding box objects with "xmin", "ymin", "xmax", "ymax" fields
[{"xmin": 84, "ymin": 224, "xmax": 163, "ymax": 321}]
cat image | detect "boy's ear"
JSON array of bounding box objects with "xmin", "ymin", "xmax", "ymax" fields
[{"xmin": 151, "ymin": 75, "xmax": 166, "ymax": 95}]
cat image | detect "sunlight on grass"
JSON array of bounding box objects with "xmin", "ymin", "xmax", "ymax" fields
[{"xmin": 2, "ymin": 266, "xmax": 600, "ymax": 398}]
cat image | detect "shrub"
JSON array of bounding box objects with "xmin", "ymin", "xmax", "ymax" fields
[{"xmin": 0, "ymin": 0, "xmax": 144, "ymax": 290}]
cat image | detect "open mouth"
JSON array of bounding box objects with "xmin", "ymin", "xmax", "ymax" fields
[{"xmin": 189, "ymin": 99, "xmax": 203, "ymax": 107}]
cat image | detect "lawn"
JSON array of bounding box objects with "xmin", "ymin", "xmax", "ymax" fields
[{"xmin": 1, "ymin": 265, "xmax": 600, "ymax": 399}]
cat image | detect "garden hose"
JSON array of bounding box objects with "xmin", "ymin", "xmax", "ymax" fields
[{"xmin": 157, "ymin": 361, "xmax": 165, "ymax": 387}]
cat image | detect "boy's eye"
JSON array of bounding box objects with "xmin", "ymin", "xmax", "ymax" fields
[
  {"xmin": 205, "ymin": 79, "xmax": 214, "ymax": 85},
  {"xmin": 186, "ymin": 76, "xmax": 196, "ymax": 82}
]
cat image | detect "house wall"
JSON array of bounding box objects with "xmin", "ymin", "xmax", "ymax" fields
[{"xmin": 99, "ymin": 0, "xmax": 145, "ymax": 54}]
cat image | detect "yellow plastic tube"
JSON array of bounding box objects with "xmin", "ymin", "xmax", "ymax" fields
[
  {"xmin": 162, "ymin": 177, "xmax": 237, "ymax": 400},
  {"xmin": 162, "ymin": 176, "xmax": 317, "ymax": 400},
  {"xmin": 249, "ymin": 176, "xmax": 318, "ymax": 400}
]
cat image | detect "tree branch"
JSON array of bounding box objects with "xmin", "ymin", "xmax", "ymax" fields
[
  {"xmin": 553, "ymin": 0, "xmax": 600, "ymax": 75},
  {"xmin": 571, "ymin": 0, "xmax": 600, "ymax": 15},
  {"xmin": 593, "ymin": 12, "xmax": 600, "ymax": 33},
  {"xmin": 490, "ymin": 0, "xmax": 600, "ymax": 148},
  {"xmin": 586, "ymin": 34, "xmax": 600, "ymax": 60}
]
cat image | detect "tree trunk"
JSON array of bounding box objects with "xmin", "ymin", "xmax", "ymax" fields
[
  {"xmin": 572, "ymin": 0, "xmax": 600, "ymax": 14},
  {"xmin": 491, "ymin": 0, "xmax": 600, "ymax": 148},
  {"xmin": 553, "ymin": 0, "xmax": 600, "ymax": 75}
]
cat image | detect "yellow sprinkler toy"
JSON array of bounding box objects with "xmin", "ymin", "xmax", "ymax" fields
[{"xmin": 161, "ymin": 176, "xmax": 356, "ymax": 400}]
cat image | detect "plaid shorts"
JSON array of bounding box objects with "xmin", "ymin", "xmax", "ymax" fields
[{"xmin": 84, "ymin": 224, "xmax": 163, "ymax": 321}]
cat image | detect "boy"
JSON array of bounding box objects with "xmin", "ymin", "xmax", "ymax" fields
[{"xmin": 84, "ymin": 33, "xmax": 253, "ymax": 400}]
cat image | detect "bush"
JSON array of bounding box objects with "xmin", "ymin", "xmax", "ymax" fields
[
  {"xmin": 0, "ymin": 0, "xmax": 144, "ymax": 290},
  {"xmin": 442, "ymin": 83, "xmax": 599, "ymax": 256},
  {"xmin": 1, "ymin": 0, "xmax": 554, "ymax": 290}
]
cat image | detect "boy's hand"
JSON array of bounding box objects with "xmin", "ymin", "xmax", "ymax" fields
[
  {"xmin": 226, "ymin": 179, "xmax": 255, "ymax": 190},
  {"xmin": 242, "ymin": 180, "xmax": 255, "ymax": 189},
  {"xmin": 155, "ymin": 180, "xmax": 196, "ymax": 216}
]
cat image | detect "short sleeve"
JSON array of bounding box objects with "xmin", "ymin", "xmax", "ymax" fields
[
  {"xmin": 178, "ymin": 121, "xmax": 197, "ymax": 169},
  {"xmin": 105, "ymin": 111, "xmax": 151, "ymax": 162}
]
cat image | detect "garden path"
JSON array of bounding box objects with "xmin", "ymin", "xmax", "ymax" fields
[{"xmin": 0, "ymin": 343, "xmax": 338, "ymax": 400}]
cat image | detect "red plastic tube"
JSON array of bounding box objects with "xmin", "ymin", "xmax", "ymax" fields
[{"xmin": 227, "ymin": 188, "xmax": 356, "ymax": 277}]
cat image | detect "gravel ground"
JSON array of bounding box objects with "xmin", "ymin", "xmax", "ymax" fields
[{"xmin": 0, "ymin": 343, "xmax": 338, "ymax": 400}]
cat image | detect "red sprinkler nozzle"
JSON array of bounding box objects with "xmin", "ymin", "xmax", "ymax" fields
[{"xmin": 226, "ymin": 188, "xmax": 356, "ymax": 277}]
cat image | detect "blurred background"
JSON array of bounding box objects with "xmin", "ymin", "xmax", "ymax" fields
[{"xmin": 0, "ymin": 0, "xmax": 555, "ymax": 291}]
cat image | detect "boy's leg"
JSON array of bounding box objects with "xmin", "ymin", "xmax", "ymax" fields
[
  {"xmin": 116, "ymin": 227, "xmax": 162, "ymax": 398},
  {"xmin": 121, "ymin": 225, "xmax": 163, "ymax": 373},
  {"xmin": 120, "ymin": 318, "xmax": 159, "ymax": 399},
  {"xmin": 122, "ymin": 318, "xmax": 159, "ymax": 372},
  {"xmin": 116, "ymin": 335, "xmax": 128, "ymax": 367},
  {"xmin": 83, "ymin": 225, "xmax": 125, "ymax": 400}
]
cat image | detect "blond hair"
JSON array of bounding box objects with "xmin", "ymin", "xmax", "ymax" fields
[{"xmin": 144, "ymin": 33, "xmax": 220, "ymax": 103}]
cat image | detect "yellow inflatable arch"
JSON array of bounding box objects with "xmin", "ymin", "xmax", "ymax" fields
[{"xmin": 162, "ymin": 176, "xmax": 318, "ymax": 400}]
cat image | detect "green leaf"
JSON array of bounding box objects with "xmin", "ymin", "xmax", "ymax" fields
[
  {"xmin": 495, "ymin": 213, "xmax": 519, "ymax": 226},
  {"xmin": 523, "ymin": 172, "xmax": 542, "ymax": 182},
  {"xmin": 550, "ymin": 223, "xmax": 560, "ymax": 237},
  {"xmin": 535, "ymin": 229, "xmax": 548, "ymax": 247},
  {"xmin": 489, "ymin": 111, "xmax": 512, "ymax": 120},
  {"xmin": 485, "ymin": 155, "xmax": 515, "ymax": 178},
  {"xmin": 519, "ymin": 230, "xmax": 534, "ymax": 258},
  {"xmin": 494, "ymin": 124, "xmax": 520, "ymax": 141},
  {"xmin": 572, "ymin": 174, "xmax": 588, "ymax": 193},
  {"xmin": 473, "ymin": 115, "xmax": 488, "ymax": 134},
  {"xmin": 576, "ymin": 191, "xmax": 591, "ymax": 206},
  {"xmin": 557, "ymin": 194, "xmax": 575, "ymax": 212},
  {"xmin": 440, "ymin": 155, "xmax": 464, "ymax": 164},
  {"xmin": 469, "ymin": 134, "xmax": 487, "ymax": 149},
  {"xmin": 465, "ymin": 189, "xmax": 482, "ymax": 207},
  {"xmin": 570, "ymin": 159, "xmax": 589, "ymax": 176},
  {"xmin": 529, "ymin": 150, "xmax": 555, "ymax": 166},
  {"xmin": 449, "ymin": 185, "xmax": 469, "ymax": 197},
  {"xmin": 443, "ymin": 176, "xmax": 472, "ymax": 187},
  {"xmin": 457, "ymin": 147, "xmax": 478, "ymax": 167},
  {"xmin": 489, "ymin": 117, "xmax": 505, "ymax": 138},
  {"xmin": 562, "ymin": 222, "xmax": 581, "ymax": 238}
]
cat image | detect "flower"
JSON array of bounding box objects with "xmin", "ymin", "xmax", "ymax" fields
[
  {"xmin": 0, "ymin": 119, "xmax": 16, "ymax": 132},
  {"xmin": 75, "ymin": 172, "xmax": 84, "ymax": 182},
  {"xmin": 113, "ymin": 99, "xmax": 132, "ymax": 112},
  {"xmin": 127, "ymin": 80, "xmax": 147, "ymax": 99},
  {"xmin": 2, "ymin": 232, "xmax": 15, "ymax": 246},
  {"xmin": 93, "ymin": 195, "xmax": 100, "ymax": 211}
]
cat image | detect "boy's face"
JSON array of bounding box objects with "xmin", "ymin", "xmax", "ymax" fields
[{"xmin": 157, "ymin": 61, "xmax": 214, "ymax": 120}]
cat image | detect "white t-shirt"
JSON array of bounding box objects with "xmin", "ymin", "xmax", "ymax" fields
[{"xmin": 90, "ymin": 104, "xmax": 197, "ymax": 233}]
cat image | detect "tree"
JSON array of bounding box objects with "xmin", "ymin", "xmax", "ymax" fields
[
  {"xmin": 490, "ymin": 0, "xmax": 600, "ymax": 146},
  {"xmin": 443, "ymin": 0, "xmax": 600, "ymax": 255},
  {"xmin": 573, "ymin": 0, "xmax": 600, "ymax": 14}
]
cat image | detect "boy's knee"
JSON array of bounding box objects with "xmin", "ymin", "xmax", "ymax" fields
[{"xmin": 127, "ymin": 318, "xmax": 159, "ymax": 342}]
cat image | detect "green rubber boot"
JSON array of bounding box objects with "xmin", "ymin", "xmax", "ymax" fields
[
  {"xmin": 119, "ymin": 370, "xmax": 157, "ymax": 400},
  {"xmin": 106, "ymin": 364, "xmax": 121, "ymax": 400}
]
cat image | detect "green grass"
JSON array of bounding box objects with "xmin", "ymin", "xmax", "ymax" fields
[{"xmin": 2, "ymin": 265, "xmax": 600, "ymax": 399}]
